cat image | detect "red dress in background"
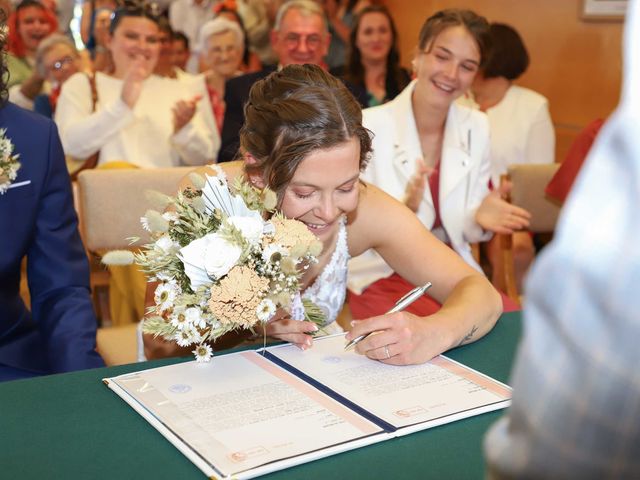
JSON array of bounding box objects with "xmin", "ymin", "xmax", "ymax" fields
[{"xmin": 546, "ymin": 118, "xmax": 605, "ymax": 205}]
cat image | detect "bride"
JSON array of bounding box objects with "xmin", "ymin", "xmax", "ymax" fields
[{"xmin": 146, "ymin": 63, "xmax": 502, "ymax": 365}]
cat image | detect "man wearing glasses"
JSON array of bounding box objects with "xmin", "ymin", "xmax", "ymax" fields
[{"xmin": 217, "ymin": 0, "xmax": 366, "ymax": 163}]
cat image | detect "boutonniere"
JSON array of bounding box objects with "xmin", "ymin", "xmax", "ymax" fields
[{"xmin": 0, "ymin": 128, "xmax": 21, "ymax": 195}]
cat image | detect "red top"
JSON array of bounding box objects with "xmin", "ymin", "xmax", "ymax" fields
[
  {"xmin": 546, "ymin": 118, "xmax": 605, "ymax": 205},
  {"xmin": 428, "ymin": 160, "xmax": 447, "ymax": 238},
  {"xmin": 206, "ymin": 85, "xmax": 225, "ymax": 134}
]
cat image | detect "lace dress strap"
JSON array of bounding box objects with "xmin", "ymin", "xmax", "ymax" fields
[{"xmin": 302, "ymin": 217, "xmax": 350, "ymax": 329}]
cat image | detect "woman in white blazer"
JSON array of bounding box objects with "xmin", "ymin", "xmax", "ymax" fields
[{"xmin": 348, "ymin": 9, "xmax": 528, "ymax": 319}]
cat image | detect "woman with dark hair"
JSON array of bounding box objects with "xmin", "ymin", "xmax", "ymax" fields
[
  {"xmin": 468, "ymin": 23, "xmax": 555, "ymax": 293},
  {"xmin": 145, "ymin": 63, "xmax": 502, "ymax": 365},
  {"xmin": 341, "ymin": 5, "xmax": 410, "ymax": 107},
  {"xmin": 6, "ymin": 0, "xmax": 57, "ymax": 109},
  {"xmin": 0, "ymin": 17, "xmax": 105, "ymax": 381},
  {"xmin": 55, "ymin": 1, "xmax": 219, "ymax": 169},
  {"xmin": 348, "ymin": 9, "xmax": 526, "ymax": 320}
]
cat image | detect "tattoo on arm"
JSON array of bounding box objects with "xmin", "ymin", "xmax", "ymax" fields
[{"xmin": 458, "ymin": 325, "xmax": 478, "ymax": 346}]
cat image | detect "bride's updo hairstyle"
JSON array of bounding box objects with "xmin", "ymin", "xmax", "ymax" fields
[{"xmin": 240, "ymin": 64, "xmax": 372, "ymax": 198}]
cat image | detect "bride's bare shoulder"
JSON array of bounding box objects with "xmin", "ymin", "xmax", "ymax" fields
[{"xmin": 178, "ymin": 161, "xmax": 245, "ymax": 191}]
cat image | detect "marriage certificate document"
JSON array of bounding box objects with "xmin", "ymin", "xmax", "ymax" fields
[{"xmin": 104, "ymin": 334, "xmax": 511, "ymax": 479}]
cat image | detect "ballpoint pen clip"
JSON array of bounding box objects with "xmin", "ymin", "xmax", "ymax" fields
[{"xmin": 394, "ymin": 284, "xmax": 425, "ymax": 306}]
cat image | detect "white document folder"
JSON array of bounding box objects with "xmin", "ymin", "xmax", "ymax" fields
[{"xmin": 103, "ymin": 333, "xmax": 511, "ymax": 479}]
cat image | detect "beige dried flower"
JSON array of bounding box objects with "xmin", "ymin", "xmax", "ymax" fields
[
  {"xmin": 269, "ymin": 216, "xmax": 319, "ymax": 256},
  {"xmin": 208, "ymin": 266, "xmax": 269, "ymax": 328}
]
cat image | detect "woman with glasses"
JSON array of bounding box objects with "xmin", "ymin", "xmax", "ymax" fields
[
  {"xmin": 55, "ymin": 1, "xmax": 219, "ymax": 169},
  {"xmin": 33, "ymin": 34, "xmax": 83, "ymax": 118},
  {"xmin": 198, "ymin": 17, "xmax": 245, "ymax": 133},
  {"xmin": 348, "ymin": 9, "xmax": 527, "ymax": 319}
]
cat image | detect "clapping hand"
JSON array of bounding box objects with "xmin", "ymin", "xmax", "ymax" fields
[
  {"xmin": 121, "ymin": 55, "xmax": 153, "ymax": 108},
  {"xmin": 403, "ymin": 158, "xmax": 435, "ymax": 212},
  {"xmin": 172, "ymin": 95, "xmax": 203, "ymax": 133},
  {"xmin": 475, "ymin": 181, "xmax": 531, "ymax": 234}
]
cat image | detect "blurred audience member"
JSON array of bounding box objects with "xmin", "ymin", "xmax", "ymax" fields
[
  {"xmin": 171, "ymin": 30, "xmax": 190, "ymax": 71},
  {"xmin": 322, "ymin": 0, "xmax": 370, "ymax": 70},
  {"xmin": 467, "ymin": 23, "xmax": 555, "ymax": 293},
  {"xmin": 80, "ymin": 0, "xmax": 119, "ymax": 53},
  {"xmin": 214, "ymin": 3, "xmax": 261, "ymax": 72},
  {"xmin": 469, "ymin": 23, "xmax": 555, "ymax": 185},
  {"xmin": 153, "ymin": 16, "xmax": 183, "ymax": 78},
  {"xmin": 169, "ymin": 0, "xmax": 216, "ymax": 72},
  {"xmin": 56, "ymin": 2, "xmax": 219, "ymax": 169},
  {"xmin": 484, "ymin": 2, "xmax": 640, "ymax": 476},
  {"xmin": 6, "ymin": 0, "xmax": 57, "ymax": 109},
  {"xmin": 33, "ymin": 34, "xmax": 82, "ymax": 118},
  {"xmin": 0, "ymin": 21, "xmax": 105, "ymax": 382},
  {"xmin": 91, "ymin": 6, "xmax": 114, "ymax": 72},
  {"xmin": 339, "ymin": 5, "xmax": 410, "ymax": 107},
  {"xmin": 199, "ymin": 17, "xmax": 244, "ymax": 133},
  {"xmin": 218, "ymin": 0, "xmax": 366, "ymax": 162},
  {"xmin": 237, "ymin": 0, "xmax": 280, "ymax": 66}
]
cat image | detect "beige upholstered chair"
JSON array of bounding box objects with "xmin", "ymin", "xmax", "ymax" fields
[
  {"xmin": 498, "ymin": 163, "xmax": 562, "ymax": 303},
  {"xmin": 77, "ymin": 167, "xmax": 194, "ymax": 365}
]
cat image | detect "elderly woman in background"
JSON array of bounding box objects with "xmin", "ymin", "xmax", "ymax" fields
[
  {"xmin": 6, "ymin": 0, "xmax": 57, "ymax": 109},
  {"xmin": 55, "ymin": 2, "xmax": 219, "ymax": 169},
  {"xmin": 467, "ymin": 23, "xmax": 555, "ymax": 292},
  {"xmin": 339, "ymin": 5, "xmax": 410, "ymax": 107},
  {"xmin": 199, "ymin": 17, "xmax": 245, "ymax": 133},
  {"xmin": 33, "ymin": 34, "xmax": 83, "ymax": 118},
  {"xmin": 214, "ymin": 3, "xmax": 262, "ymax": 73}
]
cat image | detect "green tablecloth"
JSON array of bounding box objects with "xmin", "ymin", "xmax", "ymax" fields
[{"xmin": 0, "ymin": 311, "xmax": 521, "ymax": 479}]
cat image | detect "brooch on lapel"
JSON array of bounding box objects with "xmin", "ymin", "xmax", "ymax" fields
[{"xmin": 0, "ymin": 128, "xmax": 21, "ymax": 195}]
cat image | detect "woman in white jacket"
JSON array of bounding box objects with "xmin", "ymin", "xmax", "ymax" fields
[
  {"xmin": 348, "ymin": 9, "xmax": 528, "ymax": 319},
  {"xmin": 56, "ymin": 2, "xmax": 219, "ymax": 169}
]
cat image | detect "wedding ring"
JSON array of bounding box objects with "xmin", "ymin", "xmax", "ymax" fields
[{"xmin": 384, "ymin": 345, "xmax": 390, "ymax": 359}]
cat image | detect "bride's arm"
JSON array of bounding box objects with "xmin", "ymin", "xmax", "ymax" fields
[{"xmin": 345, "ymin": 183, "xmax": 502, "ymax": 365}]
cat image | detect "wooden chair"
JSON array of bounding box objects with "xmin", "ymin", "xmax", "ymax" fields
[
  {"xmin": 76, "ymin": 167, "xmax": 194, "ymax": 364},
  {"xmin": 498, "ymin": 163, "xmax": 562, "ymax": 304}
]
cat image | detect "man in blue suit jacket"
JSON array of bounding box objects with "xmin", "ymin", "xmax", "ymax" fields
[{"xmin": 0, "ymin": 91, "xmax": 104, "ymax": 380}]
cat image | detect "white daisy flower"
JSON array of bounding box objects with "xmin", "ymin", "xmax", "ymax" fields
[
  {"xmin": 169, "ymin": 306, "xmax": 190, "ymax": 330},
  {"xmin": 175, "ymin": 326, "xmax": 201, "ymax": 347},
  {"xmin": 256, "ymin": 298, "xmax": 276, "ymax": 322},
  {"xmin": 193, "ymin": 344, "xmax": 213, "ymax": 363},
  {"xmin": 184, "ymin": 306, "xmax": 206, "ymax": 329},
  {"xmin": 154, "ymin": 281, "xmax": 179, "ymax": 312},
  {"xmin": 261, "ymin": 244, "xmax": 288, "ymax": 264}
]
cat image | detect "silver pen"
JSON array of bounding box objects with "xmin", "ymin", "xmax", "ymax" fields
[{"xmin": 344, "ymin": 282, "xmax": 432, "ymax": 350}]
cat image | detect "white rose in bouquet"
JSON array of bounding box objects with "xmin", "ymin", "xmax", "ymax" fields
[{"xmin": 179, "ymin": 233, "xmax": 242, "ymax": 289}]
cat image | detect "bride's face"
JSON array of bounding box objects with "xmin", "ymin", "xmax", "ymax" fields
[{"xmin": 280, "ymin": 138, "xmax": 361, "ymax": 242}]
